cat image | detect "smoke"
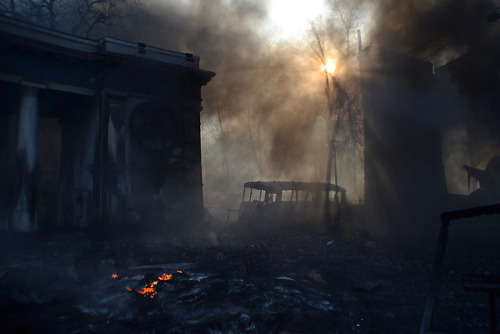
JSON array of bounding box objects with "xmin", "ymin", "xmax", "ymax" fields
[
  {"xmin": 96, "ymin": 0, "xmax": 331, "ymax": 219},
  {"xmin": 367, "ymin": 0, "xmax": 498, "ymax": 65},
  {"xmin": 364, "ymin": 0, "xmax": 500, "ymax": 201},
  {"xmin": 92, "ymin": 0, "xmax": 500, "ymax": 221},
  {"xmin": 114, "ymin": 0, "xmax": 500, "ymax": 220}
]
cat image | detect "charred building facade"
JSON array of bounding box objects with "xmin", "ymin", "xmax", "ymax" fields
[
  {"xmin": 0, "ymin": 16, "xmax": 214, "ymax": 232},
  {"xmin": 360, "ymin": 48, "xmax": 448, "ymax": 237},
  {"xmin": 435, "ymin": 39, "xmax": 500, "ymax": 206},
  {"xmin": 361, "ymin": 40, "xmax": 500, "ymax": 237}
]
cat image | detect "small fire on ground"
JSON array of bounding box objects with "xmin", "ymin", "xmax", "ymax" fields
[{"xmin": 126, "ymin": 270, "xmax": 183, "ymax": 299}]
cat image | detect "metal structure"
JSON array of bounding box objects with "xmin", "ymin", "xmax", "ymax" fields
[
  {"xmin": 420, "ymin": 203, "xmax": 500, "ymax": 334},
  {"xmin": 239, "ymin": 181, "xmax": 346, "ymax": 231}
]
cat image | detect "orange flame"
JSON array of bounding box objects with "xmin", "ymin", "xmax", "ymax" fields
[
  {"xmin": 111, "ymin": 273, "xmax": 118, "ymax": 279},
  {"xmin": 138, "ymin": 281, "xmax": 159, "ymax": 299},
  {"xmin": 128, "ymin": 271, "xmax": 183, "ymax": 298},
  {"xmin": 158, "ymin": 273, "xmax": 172, "ymax": 281}
]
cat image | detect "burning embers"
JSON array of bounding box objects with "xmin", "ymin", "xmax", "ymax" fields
[
  {"xmin": 159, "ymin": 273, "xmax": 173, "ymax": 281},
  {"xmin": 127, "ymin": 270, "xmax": 183, "ymax": 299}
]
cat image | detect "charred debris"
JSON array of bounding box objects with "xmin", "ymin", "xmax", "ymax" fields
[{"xmin": 0, "ymin": 14, "xmax": 499, "ymax": 334}]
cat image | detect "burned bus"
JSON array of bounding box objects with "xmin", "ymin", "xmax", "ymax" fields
[{"xmin": 239, "ymin": 181, "xmax": 347, "ymax": 232}]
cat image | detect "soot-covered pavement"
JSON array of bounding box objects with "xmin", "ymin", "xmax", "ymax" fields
[{"xmin": 0, "ymin": 223, "xmax": 497, "ymax": 333}]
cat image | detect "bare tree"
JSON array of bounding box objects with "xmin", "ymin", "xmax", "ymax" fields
[
  {"xmin": 0, "ymin": 0, "xmax": 140, "ymax": 38},
  {"xmin": 69, "ymin": 0, "xmax": 140, "ymax": 38},
  {"xmin": 0, "ymin": 0, "xmax": 60, "ymax": 28},
  {"xmin": 309, "ymin": 0, "xmax": 365, "ymax": 201}
]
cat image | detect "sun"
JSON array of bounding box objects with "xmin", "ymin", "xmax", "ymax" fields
[{"xmin": 321, "ymin": 59, "xmax": 337, "ymax": 74}]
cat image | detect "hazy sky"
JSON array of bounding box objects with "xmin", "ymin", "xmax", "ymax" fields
[
  {"xmin": 147, "ymin": 0, "xmax": 329, "ymax": 41},
  {"xmin": 268, "ymin": 0, "xmax": 328, "ymax": 40}
]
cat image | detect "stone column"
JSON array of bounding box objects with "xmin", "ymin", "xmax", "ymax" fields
[
  {"xmin": 12, "ymin": 86, "xmax": 39, "ymax": 232},
  {"xmin": 57, "ymin": 116, "xmax": 74, "ymax": 228}
]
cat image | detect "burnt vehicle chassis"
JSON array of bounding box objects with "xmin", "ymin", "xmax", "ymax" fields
[{"xmin": 239, "ymin": 181, "xmax": 347, "ymax": 233}]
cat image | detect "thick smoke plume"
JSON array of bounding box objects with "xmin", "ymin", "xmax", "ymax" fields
[
  {"xmin": 108, "ymin": 0, "xmax": 331, "ymax": 218},
  {"xmin": 65, "ymin": 0, "xmax": 500, "ymax": 219},
  {"xmin": 365, "ymin": 0, "xmax": 500, "ymax": 199},
  {"xmin": 368, "ymin": 0, "xmax": 498, "ymax": 65}
]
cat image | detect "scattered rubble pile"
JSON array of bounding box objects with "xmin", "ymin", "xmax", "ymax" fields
[{"xmin": 0, "ymin": 226, "xmax": 498, "ymax": 333}]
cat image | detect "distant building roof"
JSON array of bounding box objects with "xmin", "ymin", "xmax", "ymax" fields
[
  {"xmin": 0, "ymin": 14, "xmax": 214, "ymax": 96},
  {"xmin": 0, "ymin": 15, "xmax": 202, "ymax": 70}
]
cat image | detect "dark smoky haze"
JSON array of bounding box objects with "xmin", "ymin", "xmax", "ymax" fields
[
  {"xmin": 116, "ymin": 0, "xmax": 331, "ymax": 220},
  {"xmin": 2, "ymin": 2, "xmax": 500, "ymax": 332},
  {"xmin": 360, "ymin": 0, "xmax": 500, "ymax": 239},
  {"xmin": 116, "ymin": 0, "xmax": 500, "ymax": 221},
  {"xmin": 369, "ymin": 0, "xmax": 499, "ymax": 65}
]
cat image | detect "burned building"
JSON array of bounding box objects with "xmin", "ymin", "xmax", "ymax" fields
[
  {"xmin": 360, "ymin": 37, "xmax": 500, "ymax": 237},
  {"xmin": 360, "ymin": 48, "xmax": 448, "ymax": 237},
  {"xmin": 434, "ymin": 39, "xmax": 500, "ymax": 206},
  {"xmin": 0, "ymin": 16, "xmax": 215, "ymax": 232}
]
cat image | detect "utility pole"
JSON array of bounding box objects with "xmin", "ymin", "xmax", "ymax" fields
[{"xmin": 324, "ymin": 67, "xmax": 341, "ymax": 230}]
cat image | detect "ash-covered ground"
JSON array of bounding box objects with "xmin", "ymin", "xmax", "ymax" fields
[{"xmin": 0, "ymin": 221, "xmax": 497, "ymax": 333}]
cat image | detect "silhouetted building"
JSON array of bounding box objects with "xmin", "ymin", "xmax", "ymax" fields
[
  {"xmin": 360, "ymin": 48, "xmax": 448, "ymax": 237},
  {"xmin": 0, "ymin": 16, "xmax": 214, "ymax": 232},
  {"xmin": 434, "ymin": 39, "xmax": 500, "ymax": 203}
]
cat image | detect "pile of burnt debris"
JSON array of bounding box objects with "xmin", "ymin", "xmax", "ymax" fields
[{"xmin": 0, "ymin": 221, "xmax": 498, "ymax": 333}]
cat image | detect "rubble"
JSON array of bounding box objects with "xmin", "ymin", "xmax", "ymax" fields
[{"xmin": 0, "ymin": 226, "xmax": 497, "ymax": 333}]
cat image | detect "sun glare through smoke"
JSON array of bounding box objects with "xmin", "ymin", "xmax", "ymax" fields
[{"xmin": 321, "ymin": 59, "xmax": 337, "ymax": 75}]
